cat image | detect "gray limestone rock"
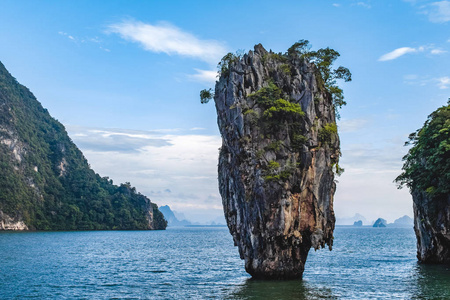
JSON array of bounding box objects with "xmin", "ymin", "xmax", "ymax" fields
[
  {"xmin": 214, "ymin": 44, "xmax": 340, "ymax": 279},
  {"xmin": 413, "ymin": 191, "xmax": 450, "ymax": 263}
]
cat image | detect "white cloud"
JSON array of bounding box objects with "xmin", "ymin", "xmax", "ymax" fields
[
  {"xmin": 188, "ymin": 68, "xmax": 218, "ymax": 84},
  {"xmin": 67, "ymin": 126, "xmax": 223, "ymax": 223},
  {"xmin": 332, "ymin": 3, "xmax": 341, "ymax": 7},
  {"xmin": 430, "ymin": 48, "xmax": 447, "ymax": 54},
  {"xmin": 378, "ymin": 47, "xmax": 421, "ymax": 61},
  {"xmin": 379, "ymin": 44, "xmax": 448, "ymax": 61},
  {"xmin": 59, "ymin": 31, "xmax": 77, "ymax": 42},
  {"xmin": 108, "ymin": 20, "xmax": 227, "ymax": 64},
  {"xmin": 437, "ymin": 76, "xmax": 450, "ymax": 88},
  {"xmin": 427, "ymin": 1, "xmax": 450, "ymax": 23}
]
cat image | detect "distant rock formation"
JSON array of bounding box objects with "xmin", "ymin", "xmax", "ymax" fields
[
  {"xmin": 159, "ymin": 205, "xmax": 192, "ymax": 226},
  {"xmin": 337, "ymin": 213, "xmax": 368, "ymax": 225},
  {"xmin": 373, "ymin": 218, "xmax": 387, "ymax": 228},
  {"xmin": 393, "ymin": 215, "xmax": 413, "ymax": 227},
  {"xmin": 0, "ymin": 61, "xmax": 166, "ymax": 231},
  {"xmin": 353, "ymin": 220, "xmax": 363, "ymax": 227},
  {"xmin": 214, "ymin": 43, "xmax": 345, "ymax": 279}
]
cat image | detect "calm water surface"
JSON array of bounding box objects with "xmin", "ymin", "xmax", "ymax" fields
[{"xmin": 1, "ymin": 227, "xmax": 449, "ymax": 299}]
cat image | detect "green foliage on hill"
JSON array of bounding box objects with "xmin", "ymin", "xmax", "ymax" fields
[
  {"xmin": 0, "ymin": 61, "xmax": 167, "ymax": 230},
  {"xmin": 395, "ymin": 101, "xmax": 450, "ymax": 199}
]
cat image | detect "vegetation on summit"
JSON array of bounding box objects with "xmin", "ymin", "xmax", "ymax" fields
[
  {"xmin": 200, "ymin": 40, "xmax": 351, "ymax": 118},
  {"xmin": 395, "ymin": 100, "xmax": 450, "ymax": 199}
]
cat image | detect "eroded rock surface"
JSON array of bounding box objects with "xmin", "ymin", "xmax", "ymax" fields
[
  {"xmin": 214, "ymin": 44, "xmax": 340, "ymax": 279},
  {"xmin": 0, "ymin": 210, "xmax": 28, "ymax": 230},
  {"xmin": 413, "ymin": 191, "xmax": 450, "ymax": 263}
]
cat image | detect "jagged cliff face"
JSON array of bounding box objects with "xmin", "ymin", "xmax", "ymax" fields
[
  {"xmin": 413, "ymin": 191, "xmax": 450, "ymax": 263},
  {"xmin": 0, "ymin": 61, "xmax": 167, "ymax": 231},
  {"xmin": 215, "ymin": 45, "xmax": 340, "ymax": 279}
]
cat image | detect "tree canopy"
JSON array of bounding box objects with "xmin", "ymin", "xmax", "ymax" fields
[
  {"xmin": 287, "ymin": 40, "xmax": 351, "ymax": 117},
  {"xmin": 395, "ymin": 100, "xmax": 450, "ymax": 198}
]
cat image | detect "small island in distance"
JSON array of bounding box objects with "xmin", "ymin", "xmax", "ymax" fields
[{"xmin": 338, "ymin": 213, "xmax": 414, "ymax": 228}]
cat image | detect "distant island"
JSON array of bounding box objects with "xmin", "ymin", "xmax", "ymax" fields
[
  {"xmin": 159, "ymin": 205, "xmax": 192, "ymax": 226},
  {"xmin": 0, "ymin": 61, "xmax": 166, "ymax": 231},
  {"xmin": 337, "ymin": 213, "xmax": 368, "ymax": 225},
  {"xmin": 373, "ymin": 218, "xmax": 387, "ymax": 228},
  {"xmin": 336, "ymin": 214, "xmax": 414, "ymax": 227},
  {"xmin": 353, "ymin": 220, "xmax": 363, "ymax": 227},
  {"xmin": 370, "ymin": 216, "xmax": 413, "ymax": 228}
]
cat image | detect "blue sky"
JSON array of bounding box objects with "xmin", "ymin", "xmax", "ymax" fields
[{"xmin": 1, "ymin": 0, "xmax": 449, "ymax": 223}]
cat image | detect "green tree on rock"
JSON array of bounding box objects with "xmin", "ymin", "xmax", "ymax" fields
[{"xmin": 395, "ymin": 100, "xmax": 450, "ymax": 198}]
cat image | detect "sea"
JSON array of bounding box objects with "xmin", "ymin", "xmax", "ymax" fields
[{"xmin": 1, "ymin": 226, "xmax": 449, "ymax": 299}]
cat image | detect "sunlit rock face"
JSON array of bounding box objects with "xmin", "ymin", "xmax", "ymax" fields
[
  {"xmin": 413, "ymin": 191, "xmax": 450, "ymax": 264},
  {"xmin": 0, "ymin": 210, "xmax": 29, "ymax": 230},
  {"xmin": 214, "ymin": 44, "xmax": 340, "ymax": 279}
]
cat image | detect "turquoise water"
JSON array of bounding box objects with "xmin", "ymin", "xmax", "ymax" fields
[{"xmin": 1, "ymin": 227, "xmax": 449, "ymax": 299}]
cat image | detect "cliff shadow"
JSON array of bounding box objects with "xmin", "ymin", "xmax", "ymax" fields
[{"xmin": 224, "ymin": 278, "xmax": 335, "ymax": 300}]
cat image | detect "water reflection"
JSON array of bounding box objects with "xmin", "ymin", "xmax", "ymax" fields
[
  {"xmin": 411, "ymin": 263, "xmax": 450, "ymax": 299},
  {"xmin": 225, "ymin": 278, "xmax": 336, "ymax": 300}
]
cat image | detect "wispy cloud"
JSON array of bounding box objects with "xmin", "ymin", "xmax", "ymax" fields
[
  {"xmin": 58, "ymin": 31, "xmax": 110, "ymax": 52},
  {"xmin": 68, "ymin": 126, "xmax": 172, "ymax": 153},
  {"xmin": 405, "ymin": 0, "xmax": 450, "ymax": 23},
  {"xmin": 437, "ymin": 76, "xmax": 450, "ymax": 88},
  {"xmin": 356, "ymin": 1, "xmax": 372, "ymax": 9},
  {"xmin": 427, "ymin": 1, "xmax": 450, "ymax": 23},
  {"xmin": 378, "ymin": 47, "xmax": 422, "ymax": 61},
  {"xmin": 188, "ymin": 69, "xmax": 217, "ymax": 84},
  {"xmin": 430, "ymin": 48, "xmax": 447, "ymax": 54},
  {"xmin": 108, "ymin": 20, "xmax": 227, "ymax": 64},
  {"xmin": 58, "ymin": 31, "xmax": 76, "ymax": 41},
  {"xmin": 379, "ymin": 44, "xmax": 447, "ymax": 61}
]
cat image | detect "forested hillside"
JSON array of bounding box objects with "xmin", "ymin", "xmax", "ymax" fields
[{"xmin": 0, "ymin": 61, "xmax": 166, "ymax": 230}]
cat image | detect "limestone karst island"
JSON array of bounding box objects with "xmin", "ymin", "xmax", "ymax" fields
[
  {"xmin": 0, "ymin": 61, "xmax": 166, "ymax": 231},
  {"xmin": 396, "ymin": 101, "xmax": 450, "ymax": 264},
  {"xmin": 202, "ymin": 41, "xmax": 350, "ymax": 279}
]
